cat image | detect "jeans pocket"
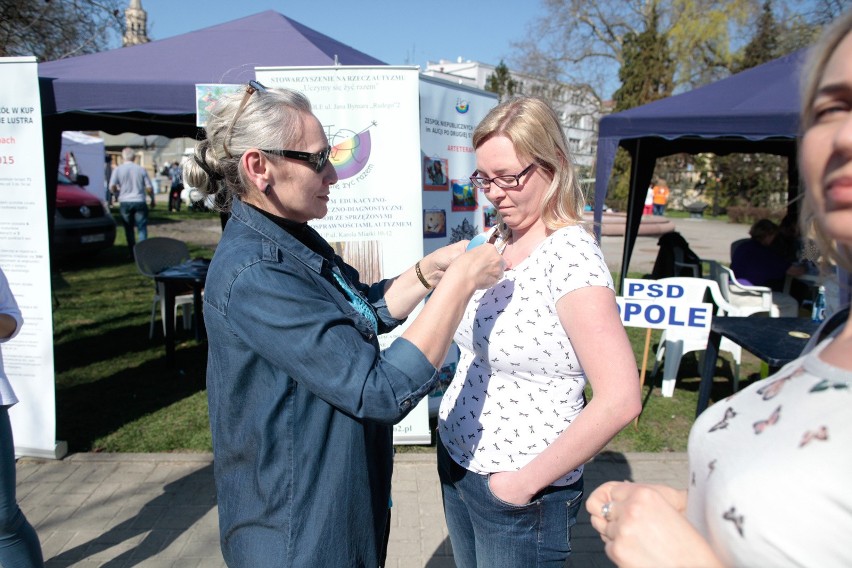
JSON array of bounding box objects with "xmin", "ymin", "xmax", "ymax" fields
[{"xmin": 485, "ymin": 473, "xmax": 538, "ymax": 509}]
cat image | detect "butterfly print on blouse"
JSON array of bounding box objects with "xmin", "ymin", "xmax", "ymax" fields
[
  {"xmin": 809, "ymin": 379, "xmax": 849, "ymax": 393},
  {"xmin": 753, "ymin": 405, "xmax": 781, "ymax": 434},
  {"xmin": 709, "ymin": 407, "xmax": 736, "ymax": 432},
  {"xmin": 723, "ymin": 507, "xmax": 745, "ymax": 537},
  {"xmin": 799, "ymin": 426, "xmax": 828, "ymax": 447},
  {"xmin": 756, "ymin": 376, "xmax": 791, "ymax": 400}
]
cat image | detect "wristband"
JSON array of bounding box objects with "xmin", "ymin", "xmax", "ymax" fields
[{"xmin": 415, "ymin": 261, "xmax": 432, "ymax": 290}]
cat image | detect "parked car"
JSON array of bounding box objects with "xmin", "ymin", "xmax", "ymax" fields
[{"xmin": 53, "ymin": 173, "xmax": 116, "ymax": 257}]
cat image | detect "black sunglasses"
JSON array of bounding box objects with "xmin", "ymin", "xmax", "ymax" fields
[{"xmin": 260, "ymin": 146, "xmax": 333, "ymax": 173}]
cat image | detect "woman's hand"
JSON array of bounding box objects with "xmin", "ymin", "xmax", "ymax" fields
[
  {"xmin": 488, "ymin": 470, "xmax": 536, "ymax": 506},
  {"xmin": 418, "ymin": 241, "xmax": 468, "ymax": 288},
  {"xmin": 447, "ymin": 244, "xmax": 505, "ymax": 291},
  {"xmin": 586, "ymin": 482, "xmax": 722, "ymax": 568}
]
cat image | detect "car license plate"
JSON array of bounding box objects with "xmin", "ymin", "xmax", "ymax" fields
[{"xmin": 81, "ymin": 234, "xmax": 105, "ymax": 243}]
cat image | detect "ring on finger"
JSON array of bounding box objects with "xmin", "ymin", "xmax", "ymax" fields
[{"xmin": 601, "ymin": 501, "xmax": 613, "ymax": 522}]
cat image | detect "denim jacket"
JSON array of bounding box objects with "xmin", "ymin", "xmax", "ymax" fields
[{"xmin": 204, "ymin": 199, "xmax": 438, "ymax": 567}]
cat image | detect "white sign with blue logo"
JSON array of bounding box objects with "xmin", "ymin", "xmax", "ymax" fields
[{"xmin": 617, "ymin": 278, "xmax": 712, "ymax": 332}]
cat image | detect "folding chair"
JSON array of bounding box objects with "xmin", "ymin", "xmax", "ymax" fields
[{"xmin": 133, "ymin": 237, "xmax": 195, "ymax": 339}]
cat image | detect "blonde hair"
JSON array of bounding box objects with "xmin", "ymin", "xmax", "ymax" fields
[
  {"xmin": 182, "ymin": 85, "xmax": 313, "ymax": 211},
  {"xmin": 472, "ymin": 96, "xmax": 584, "ymax": 240},
  {"xmin": 799, "ymin": 10, "xmax": 852, "ymax": 272}
]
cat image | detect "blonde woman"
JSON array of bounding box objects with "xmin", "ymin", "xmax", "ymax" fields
[{"xmin": 586, "ymin": 12, "xmax": 852, "ymax": 567}]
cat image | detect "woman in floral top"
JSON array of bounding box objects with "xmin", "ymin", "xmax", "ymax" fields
[{"xmin": 585, "ymin": 10, "xmax": 852, "ymax": 567}]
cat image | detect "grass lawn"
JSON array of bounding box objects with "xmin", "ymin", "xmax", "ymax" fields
[{"xmin": 50, "ymin": 211, "xmax": 761, "ymax": 453}]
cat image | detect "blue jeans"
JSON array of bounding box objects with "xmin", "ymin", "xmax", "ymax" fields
[
  {"xmin": 0, "ymin": 406, "xmax": 44, "ymax": 567},
  {"xmin": 437, "ymin": 441, "xmax": 583, "ymax": 568},
  {"xmin": 653, "ymin": 203, "xmax": 666, "ymax": 216},
  {"xmin": 119, "ymin": 201, "xmax": 149, "ymax": 250}
]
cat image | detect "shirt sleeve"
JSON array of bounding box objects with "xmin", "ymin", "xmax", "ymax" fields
[
  {"xmin": 0, "ymin": 267, "xmax": 23, "ymax": 343},
  {"xmin": 546, "ymin": 226, "xmax": 614, "ymax": 303}
]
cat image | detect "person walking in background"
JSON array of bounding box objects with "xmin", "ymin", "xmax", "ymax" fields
[
  {"xmin": 643, "ymin": 183, "xmax": 654, "ymax": 215},
  {"xmin": 651, "ymin": 178, "xmax": 670, "ymax": 215},
  {"xmin": 109, "ymin": 147, "xmax": 154, "ymax": 256},
  {"xmin": 585, "ymin": 12, "xmax": 852, "ymax": 567},
  {"xmin": 184, "ymin": 81, "xmax": 505, "ymax": 567},
  {"xmin": 0, "ymin": 267, "xmax": 44, "ymax": 568},
  {"xmin": 103, "ymin": 155, "xmax": 113, "ymax": 205},
  {"xmin": 167, "ymin": 161, "xmax": 183, "ymax": 212},
  {"xmin": 437, "ymin": 96, "xmax": 641, "ymax": 567}
]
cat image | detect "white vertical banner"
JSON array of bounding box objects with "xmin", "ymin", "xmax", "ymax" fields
[
  {"xmin": 0, "ymin": 57, "xmax": 62, "ymax": 458},
  {"xmin": 254, "ymin": 66, "xmax": 431, "ymax": 443},
  {"xmin": 419, "ymin": 77, "xmax": 498, "ymax": 255},
  {"xmin": 418, "ymin": 77, "xmax": 498, "ymax": 418}
]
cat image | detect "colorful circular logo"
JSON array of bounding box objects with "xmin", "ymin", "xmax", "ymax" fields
[{"xmin": 329, "ymin": 123, "xmax": 374, "ymax": 179}]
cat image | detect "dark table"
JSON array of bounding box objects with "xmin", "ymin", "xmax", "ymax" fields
[
  {"xmin": 154, "ymin": 258, "xmax": 210, "ymax": 363},
  {"xmin": 697, "ymin": 316, "xmax": 819, "ymax": 416}
]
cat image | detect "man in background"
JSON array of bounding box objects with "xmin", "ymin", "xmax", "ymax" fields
[{"xmin": 110, "ymin": 147, "xmax": 154, "ymax": 257}]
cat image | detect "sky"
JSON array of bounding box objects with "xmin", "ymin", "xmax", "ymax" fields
[{"xmin": 136, "ymin": 0, "xmax": 546, "ymax": 70}]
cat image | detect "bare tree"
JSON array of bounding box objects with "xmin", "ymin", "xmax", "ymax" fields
[
  {"xmin": 0, "ymin": 0, "xmax": 125, "ymax": 61},
  {"xmin": 511, "ymin": 0, "xmax": 831, "ymax": 101}
]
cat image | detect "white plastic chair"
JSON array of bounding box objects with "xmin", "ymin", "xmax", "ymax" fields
[
  {"xmin": 708, "ymin": 260, "xmax": 798, "ymax": 317},
  {"xmin": 134, "ymin": 237, "xmax": 195, "ymax": 339},
  {"xmin": 650, "ymin": 277, "xmax": 742, "ymax": 397}
]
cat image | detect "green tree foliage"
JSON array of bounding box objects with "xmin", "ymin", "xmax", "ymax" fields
[
  {"xmin": 612, "ymin": 7, "xmax": 674, "ymax": 112},
  {"xmin": 711, "ymin": 0, "xmax": 821, "ymax": 209},
  {"xmin": 484, "ymin": 60, "xmax": 519, "ymax": 101},
  {"xmin": 0, "ymin": 0, "xmax": 124, "ymax": 61},
  {"xmin": 736, "ymin": 0, "xmax": 779, "ymax": 71},
  {"xmin": 513, "ymin": 0, "xmax": 756, "ymax": 102},
  {"xmin": 608, "ymin": 6, "xmax": 675, "ymax": 208}
]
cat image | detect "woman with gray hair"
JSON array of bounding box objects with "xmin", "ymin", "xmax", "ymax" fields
[{"xmin": 185, "ymin": 81, "xmax": 505, "ymax": 567}]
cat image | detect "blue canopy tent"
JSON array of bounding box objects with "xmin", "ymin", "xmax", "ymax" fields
[
  {"xmin": 37, "ymin": 10, "xmax": 386, "ymax": 244},
  {"xmin": 592, "ymin": 49, "xmax": 809, "ymax": 290}
]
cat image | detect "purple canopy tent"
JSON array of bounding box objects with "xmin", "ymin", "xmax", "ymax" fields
[
  {"xmin": 37, "ymin": 10, "xmax": 386, "ymax": 245},
  {"xmin": 592, "ymin": 49, "xmax": 808, "ymax": 290}
]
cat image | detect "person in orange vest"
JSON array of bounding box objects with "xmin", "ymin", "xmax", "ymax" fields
[{"xmin": 651, "ymin": 179, "xmax": 670, "ymax": 216}]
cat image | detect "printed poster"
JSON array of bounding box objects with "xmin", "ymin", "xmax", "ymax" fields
[
  {"xmin": 419, "ymin": 76, "xmax": 498, "ymax": 255},
  {"xmin": 0, "ymin": 57, "xmax": 63, "ymax": 458}
]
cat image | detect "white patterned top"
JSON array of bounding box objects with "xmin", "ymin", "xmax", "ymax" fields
[
  {"xmin": 438, "ymin": 225, "xmax": 613, "ymax": 485},
  {"xmin": 686, "ymin": 332, "xmax": 852, "ymax": 567}
]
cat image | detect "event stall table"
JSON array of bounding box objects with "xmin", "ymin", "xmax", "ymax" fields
[
  {"xmin": 154, "ymin": 258, "xmax": 209, "ymax": 363},
  {"xmin": 697, "ymin": 316, "xmax": 819, "ymax": 416}
]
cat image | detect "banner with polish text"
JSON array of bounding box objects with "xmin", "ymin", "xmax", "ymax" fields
[{"xmin": 0, "ymin": 57, "xmax": 63, "ymax": 459}]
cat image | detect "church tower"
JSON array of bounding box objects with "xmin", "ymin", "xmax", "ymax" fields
[{"xmin": 122, "ymin": 0, "xmax": 150, "ymax": 46}]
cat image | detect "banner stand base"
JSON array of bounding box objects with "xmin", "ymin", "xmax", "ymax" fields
[{"xmin": 15, "ymin": 441, "xmax": 68, "ymax": 460}]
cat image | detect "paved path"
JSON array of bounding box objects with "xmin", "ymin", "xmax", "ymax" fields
[
  {"xmin": 598, "ymin": 216, "xmax": 750, "ymax": 277},
  {"xmin": 18, "ymin": 452, "xmax": 688, "ymax": 567},
  {"xmin": 150, "ymin": 213, "xmax": 750, "ymax": 278}
]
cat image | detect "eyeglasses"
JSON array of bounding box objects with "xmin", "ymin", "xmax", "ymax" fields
[
  {"xmin": 223, "ymin": 80, "xmax": 268, "ymax": 158},
  {"xmin": 469, "ymin": 163, "xmax": 535, "ymax": 189},
  {"xmin": 260, "ymin": 146, "xmax": 332, "ymax": 173}
]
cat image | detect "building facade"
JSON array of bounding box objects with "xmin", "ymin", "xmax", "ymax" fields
[{"xmin": 422, "ymin": 58, "xmax": 605, "ymax": 172}]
